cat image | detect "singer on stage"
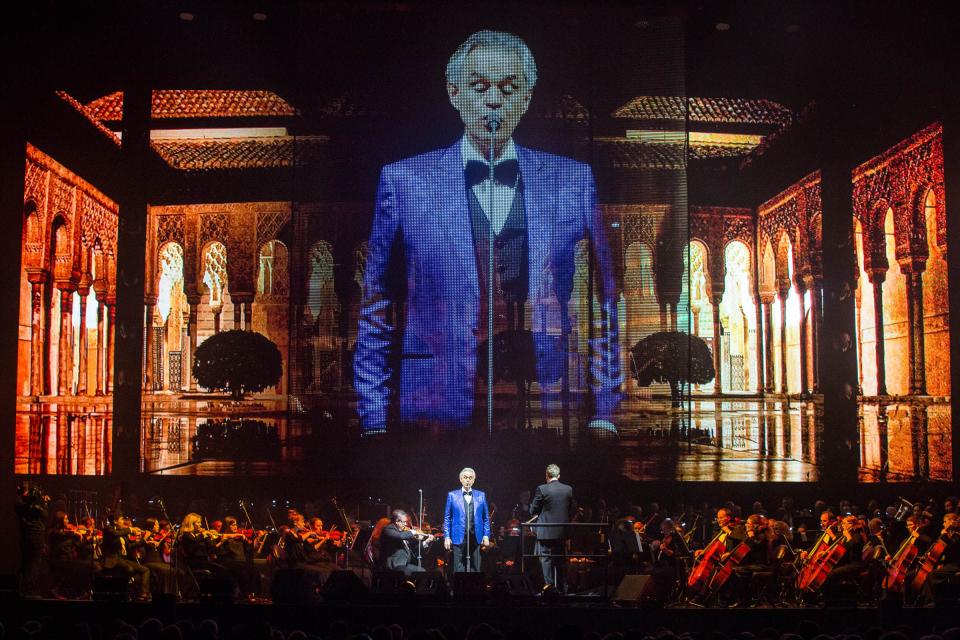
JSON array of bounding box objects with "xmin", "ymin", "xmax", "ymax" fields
[
  {"xmin": 444, "ymin": 468, "xmax": 491, "ymax": 572},
  {"xmin": 353, "ymin": 29, "xmax": 622, "ymax": 435}
]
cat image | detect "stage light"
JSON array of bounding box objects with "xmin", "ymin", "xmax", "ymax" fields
[
  {"xmin": 253, "ymin": 12, "xmax": 267, "ymax": 21},
  {"xmin": 179, "ymin": 11, "xmax": 194, "ymax": 21},
  {"xmin": 715, "ymin": 22, "xmax": 731, "ymax": 31}
]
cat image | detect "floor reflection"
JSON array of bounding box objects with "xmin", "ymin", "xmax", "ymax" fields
[
  {"xmin": 14, "ymin": 401, "xmax": 112, "ymax": 475},
  {"xmin": 13, "ymin": 396, "xmax": 953, "ymax": 481},
  {"xmin": 858, "ymin": 400, "xmax": 952, "ymax": 481}
]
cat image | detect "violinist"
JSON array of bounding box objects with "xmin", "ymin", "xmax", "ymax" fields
[
  {"xmin": 294, "ymin": 517, "xmax": 338, "ymax": 579},
  {"xmin": 650, "ymin": 518, "xmax": 689, "ymax": 602},
  {"xmin": 214, "ymin": 516, "xmax": 259, "ymax": 602},
  {"xmin": 76, "ymin": 516, "xmax": 102, "ymax": 563},
  {"xmin": 379, "ymin": 509, "xmax": 435, "ymax": 577},
  {"xmin": 47, "ymin": 511, "xmax": 93, "ymax": 599},
  {"xmin": 101, "ymin": 510, "xmax": 151, "ymax": 601},
  {"xmin": 918, "ymin": 513, "xmax": 960, "ymax": 604},
  {"xmin": 178, "ymin": 513, "xmax": 217, "ymax": 571},
  {"xmin": 281, "ymin": 510, "xmax": 309, "ymax": 566},
  {"xmin": 140, "ymin": 517, "xmax": 178, "ymax": 596}
]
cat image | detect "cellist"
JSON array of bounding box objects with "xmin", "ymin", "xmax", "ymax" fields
[
  {"xmin": 819, "ymin": 515, "xmax": 869, "ymax": 593},
  {"xmin": 917, "ymin": 513, "xmax": 960, "ymax": 604},
  {"xmin": 686, "ymin": 509, "xmax": 744, "ymax": 600},
  {"xmin": 710, "ymin": 514, "xmax": 774, "ymax": 607}
]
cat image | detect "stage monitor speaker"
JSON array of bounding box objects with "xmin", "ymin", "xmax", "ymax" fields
[
  {"xmin": 932, "ymin": 581, "xmax": 960, "ymax": 608},
  {"xmin": 92, "ymin": 575, "xmax": 130, "ymax": 602},
  {"xmin": 613, "ymin": 575, "xmax": 655, "ymax": 604},
  {"xmin": 271, "ymin": 568, "xmax": 322, "ymax": 605},
  {"xmin": 321, "ymin": 569, "xmax": 368, "ymax": 601},
  {"xmin": 0, "ymin": 573, "xmax": 17, "ymax": 600},
  {"xmin": 492, "ymin": 575, "xmax": 534, "ymax": 599},
  {"xmin": 197, "ymin": 576, "xmax": 233, "ymax": 604},
  {"xmin": 453, "ymin": 572, "xmax": 487, "ymax": 600},
  {"xmin": 822, "ymin": 581, "xmax": 857, "ymax": 608},
  {"xmin": 370, "ymin": 570, "xmax": 412, "ymax": 596},
  {"xmin": 413, "ymin": 571, "xmax": 450, "ymax": 601}
]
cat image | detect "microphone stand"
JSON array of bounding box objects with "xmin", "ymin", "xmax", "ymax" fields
[
  {"xmin": 417, "ymin": 489, "xmax": 424, "ymax": 569},
  {"xmin": 157, "ymin": 497, "xmax": 184, "ymax": 600},
  {"xmin": 486, "ymin": 117, "xmax": 499, "ymax": 437},
  {"xmin": 465, "ymin": 494, "xmax": 472, "ymax": 573}
]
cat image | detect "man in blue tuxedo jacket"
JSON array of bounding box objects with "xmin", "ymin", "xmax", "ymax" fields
[
  {"xmin": 354, "ymin": 30, "xmax": 622, "ymax": 435},
  {"xmin": 443, "ymin": 467, "xmax": 490, "ymax": 572}
]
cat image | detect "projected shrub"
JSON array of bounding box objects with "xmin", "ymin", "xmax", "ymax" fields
[
  {"xmin": 192, "ymin": 330, "xmax": 282, "ymax": 399},
  {"xmin": 630, "ymin": 331, "xmax": 715, "ymax": 407}
]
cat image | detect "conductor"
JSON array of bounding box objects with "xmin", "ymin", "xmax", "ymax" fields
[{"xmin": 530, "ymin": 464, "xmax": 574, "ymax": 592}]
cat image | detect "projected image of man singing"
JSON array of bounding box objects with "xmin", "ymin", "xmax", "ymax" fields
[{"xmin": 354, "ymin": 30, "xmax": 621, "ymax": 436}]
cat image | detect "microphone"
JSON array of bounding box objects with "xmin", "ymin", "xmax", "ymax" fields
[{"xmin": 487, "ymin": 114, "xmax": 502, "ymax": 132}]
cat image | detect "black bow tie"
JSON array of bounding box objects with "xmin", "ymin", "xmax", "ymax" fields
[
  {"xmin": 463, "ymin": 490, "xmax": 472, "ymax": 496},
  {"xmin": 465, "ymin": 159, "xmax": 519, "ymax": 188}
]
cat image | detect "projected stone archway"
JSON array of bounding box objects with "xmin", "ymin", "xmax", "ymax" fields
[
  {"xmin": 17, "ymin": 144, "xmax": 118, "ymax": 402},
  {"xmin": 253, "ymin": 240, "xmax": 290, "ymax": 395},
  {"xmin": 147, "ymin": 241, "xmax": 188, "ymax": 392},
  {"xmin": 719, "ymin": 240, "xmax": 757, "ymax": 393},
  {"xmin": 682, "ymin": 240, "xmax": 714, "ymax": 393},
  {"xmin": 852, "ymin": 122, "xmax": 946, "ymax": 400},
  {"xmin": 758, "ymin": 171, "xmax": 822, "ymax": 397},
  {"xmin": 758, "ymin": 237, "xmax": 778, "ymax": 393},
  {"xmin": 921, "ymin": 187, "xmax": 950, "ymax": 396},
  {"xmin": 304, "ymin": 240, "xmax": 340, "ymax": 393}
]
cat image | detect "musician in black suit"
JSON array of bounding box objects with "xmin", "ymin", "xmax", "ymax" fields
[
  {"xmin": 379, "ymin": 510, "xmax": 435, "ymax": 577},
  {"xmin": 530, "ymin": 464, "xmax": 575, "ymax": 592}
]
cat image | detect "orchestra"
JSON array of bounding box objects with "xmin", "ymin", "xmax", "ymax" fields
[{"xmin": 15, "ymin": 487, "xmax": 960, "ymax": 607}]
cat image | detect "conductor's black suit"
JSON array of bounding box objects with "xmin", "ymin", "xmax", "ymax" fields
[{"xmin": 530, "ymin": 479, "xmax": 575, "ymax": 590}]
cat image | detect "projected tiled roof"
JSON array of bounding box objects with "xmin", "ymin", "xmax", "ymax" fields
[
  {"xmin": 151, "ymin": 136, "xmax": 328, "ymax": 171},
  {"xmin": 85, "ymin": 90, "xmax": 298, "ymax": 121},
  {"xmin": 613, "ymin": 96, "xmax": 793, "ymax": 129},
  {"xmin": 57, "ymin": 91, "xmax": 122, "ymax": 145}
]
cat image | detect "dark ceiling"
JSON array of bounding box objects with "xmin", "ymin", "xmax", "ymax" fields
[{"xmin": 10, "ymin": 0, "xmax": 951, "ymax": 116}]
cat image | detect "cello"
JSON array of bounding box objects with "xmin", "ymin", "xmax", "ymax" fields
[
  {"xmin": 686, "ymin": 510, "xmax": 738, "ymax": 596},
  {"xmin": 798, "ymin": 516, "xmax": 863, "ymax": 593},
  {"xmin": 705, "ymin": 516, "xmax": 768, "ymax": 598},
  {"xmin": 795, "ymin": 515, "xmax": 839, "ymax": 589},
  {"xmin": 882, "ymin": 524, "xmax": 921, "ymax": 592},
  {"xmin": 910, "ymin": 515, "xmax": 960, "ymax": 593}
]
